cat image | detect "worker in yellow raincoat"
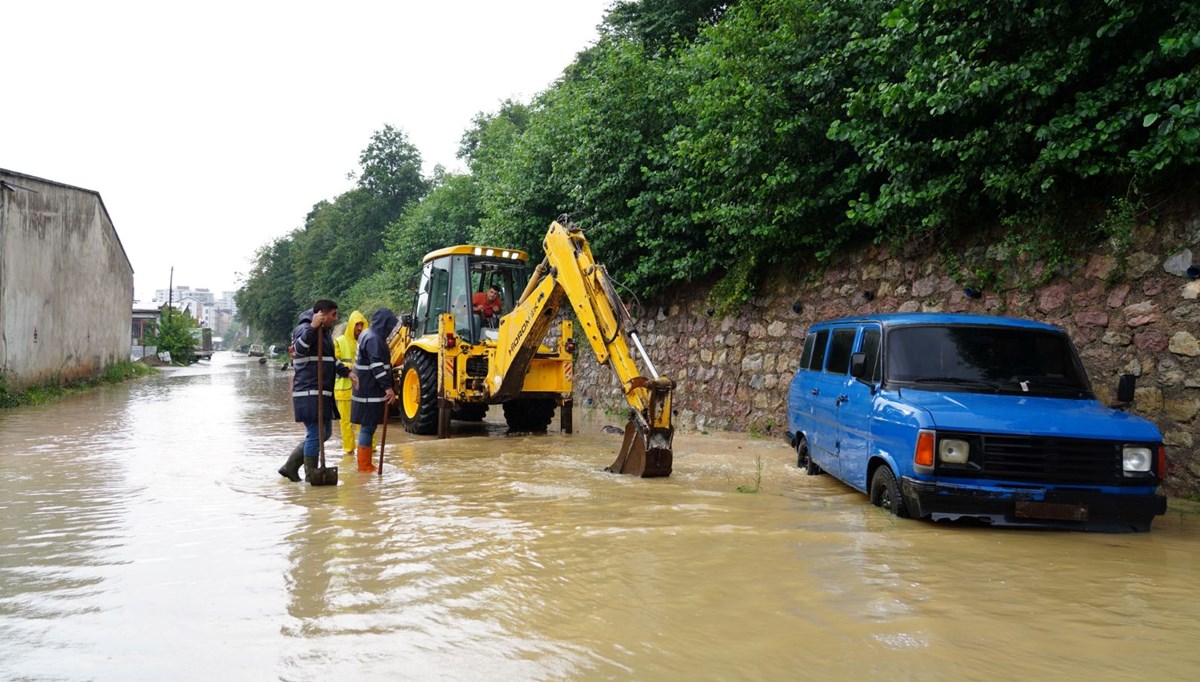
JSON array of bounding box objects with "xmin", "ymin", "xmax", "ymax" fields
[{"xmin": 334, "ymin": 310, "xmax": 369, "ymax": 460}]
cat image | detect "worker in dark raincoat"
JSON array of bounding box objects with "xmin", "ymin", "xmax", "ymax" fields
[
  {"xmin": 350, "ymin": 307, "xmax": 399, "ymax": 473},
  {"xmin": 277, "ymin": 299, "xmax": 357, "ymax": 482}
]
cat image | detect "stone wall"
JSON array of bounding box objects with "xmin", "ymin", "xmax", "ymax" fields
[{"xmin": 573, "ymin": 207, "xmax": 1200, "ymax": 496}]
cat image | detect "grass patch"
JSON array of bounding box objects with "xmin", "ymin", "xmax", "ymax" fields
[
  {"xmin": 0, "ymin": 361, "xmax": 156, "ymax": 408},
  {"xmin": 736, "ymin": 455, "xmax": 763, "ymax": 494}
]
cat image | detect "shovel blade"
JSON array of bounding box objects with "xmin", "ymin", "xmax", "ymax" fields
[
  {"xmin": 308, "ymin": 466, "xmax": 339, "ymax": 486},
  {"xmin": 607, "ymin": 420, "xmax": 672, "ymax": 478}
]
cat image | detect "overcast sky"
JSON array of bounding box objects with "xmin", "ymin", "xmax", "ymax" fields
[{"xmin": 3, "ymin": 0, "xmax": 613, "ymax": 303}]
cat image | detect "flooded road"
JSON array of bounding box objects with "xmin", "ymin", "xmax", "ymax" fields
[{"xmin": 1, "ymin": 352, "xmax": 1197, "ymax": 680}]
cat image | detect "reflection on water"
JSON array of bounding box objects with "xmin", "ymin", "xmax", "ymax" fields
[{"xmin": 0, "ymin": 352, "xmax": 1197, "ymax": 680}]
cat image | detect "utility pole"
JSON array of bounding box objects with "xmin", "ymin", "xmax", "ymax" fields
[{"xmin": 167, "ymin": 266, "xmax": 173, "ymax": 322}]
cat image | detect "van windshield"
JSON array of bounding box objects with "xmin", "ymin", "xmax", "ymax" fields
[{"xmin": 887, "ymin": 325, "xmax": 1091, "ymax": 398}]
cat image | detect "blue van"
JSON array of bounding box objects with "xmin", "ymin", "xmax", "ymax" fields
[{"xmin": 785, "ymin": 313, "xmax": 1167, "ymax": 531}]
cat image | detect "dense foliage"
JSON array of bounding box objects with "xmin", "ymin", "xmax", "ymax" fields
[
  {"xmin": 143, "ymin": 307, "xmax": 199, "ymax": 365},
  {"xmin": 237, "ymin": 0, "xmax": 1200, "ymax": 330}
]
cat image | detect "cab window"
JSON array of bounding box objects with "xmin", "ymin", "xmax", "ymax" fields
[
  {"xmin": 809, "ymin": 330, "xmax": 830, "ymax": 370},
  {"xmin": 860, "ymin": 329, "xmax": 882, "ymax": 383},
  {"xmin": 825, "ymin": 328, "xmax": 856, "ymax": 375},
  {"xmin": 799, "ymin": 334, "xmax": 816, "ymax": 370}
]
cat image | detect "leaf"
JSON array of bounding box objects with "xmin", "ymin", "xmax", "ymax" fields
[{"xmin": 1143, "ymin": 113, "xmax": 1160, "ymax": 127}]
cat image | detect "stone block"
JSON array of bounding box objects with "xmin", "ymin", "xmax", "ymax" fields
[
  {"xmin": 1183, "ymin": 281, "xmax": 1200, "ymax": 300},
  {"xmin": 1134, "ymin": 387, "xmax": 1164, "ymax": 412},
  {"xmin": 1128, "ymin": 313, "xmax": 1160, "ymax": 327},
  {"xmin": 1169, "ymin": 331, "xmax": 1200, "ymax": 357},
  {"xmin": 1135, "ymin": 329, "xmax": 1169, "ymax": 353},
  {"xmin": 898, "ymin": 300, "xmax": 920, "ymax": 313},
  {"xmin": 1164, "ymin": 397, "xmax": 1200, "ymax": 422},
  {"xmin": 767, "ymin": 321, "xmax": 788, "ymax": 337},
  {"xmin": 1164, "ymin": 430, "xmax": 1194, "ymax": 448},
  {"xmin": 1074, "ymin": 311, "xmax": 1109, "ymax": 327},
  {"xmin": 1163, "ymin": 248, "xmax": 1193, "ymax": 277},
  {"xmin": 1124, "ymin": 300, "xmax": 1157, "ymax": 316},
  {"xmin": 1107, "ymin": 283, "xmax": 1131, "ymax": 308},
  {"xmin": 1037, "ymin": 282, "xmax": 1071, "ymax": 312},
  {"xmin": 741, "ymin": 353, "xmax": 765, "ymax": 373},
  {"xmin": 1127, "ymin": 251, "xmax": 1158, "ymax": 278},
  {"xmin": 1143, "ymin": 278, "xmax": 1164, "ymax": 296},
  {"xmin": 1102, "ymin": 331, "xmax": 1132, "ymax": 346},
  {"xmin": 1086, "ymin": 254, "xmax": 1117, "ymax": 280}
]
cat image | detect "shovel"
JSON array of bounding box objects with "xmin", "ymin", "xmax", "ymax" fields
[
  {"xmin": 309, "ymin": 330, "xmax": 338, "ymax": 486},
  {"xmin": 377, "ymin": 400, "xmax": 390, "ymax": 476}
]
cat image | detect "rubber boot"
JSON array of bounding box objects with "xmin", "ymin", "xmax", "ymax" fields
[
  {"xmin": 304, "ymin": 458, "xmax": 319, "ymax": 484},
  {"xmin": 278, "ymin": 443, "xmax": 304, "ymax": 482},
  {"xmin": 356, "ymin": 445, "xmax": 377, "ymax": 473}
]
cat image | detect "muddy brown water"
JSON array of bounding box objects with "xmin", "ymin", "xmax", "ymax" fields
[{"xmin": 0, "ymin": 352, "xmax": 1197, "ymax": 680}]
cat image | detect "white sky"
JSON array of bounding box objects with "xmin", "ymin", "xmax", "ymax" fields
[{"xmin": 3, "ymin": 0, "xmax": 613, "ymax": 303}]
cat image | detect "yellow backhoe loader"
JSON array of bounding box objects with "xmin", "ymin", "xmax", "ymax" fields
[{"xmin": 387, "ymin": 218, "xmax": 674, "ymax": 477}]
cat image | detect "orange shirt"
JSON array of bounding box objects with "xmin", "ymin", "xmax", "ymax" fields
[{"xmin": 472, "ymin": 291, "xmax": 501, "ymax": 319}]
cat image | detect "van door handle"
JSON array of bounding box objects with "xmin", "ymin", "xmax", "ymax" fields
[
  {"xmin": 836, "ymin": 395, "xmax": 848, "ymax": 405},
  {"xmin": 810, "ymin": 389, "xmax": 820, "ymax": 396}
]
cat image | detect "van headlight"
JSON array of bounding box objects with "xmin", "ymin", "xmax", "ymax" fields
[
  {"xmin": 939, "ymin": 438, "xmax": 970, "ymax": 464},
  {"xmin": 1123, "ymin": 446, "xmax": 1152, "ymax": 473}
]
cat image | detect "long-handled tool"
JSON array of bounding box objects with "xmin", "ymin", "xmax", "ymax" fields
[
  {"xmin": 377, "ymin": 400, "xmax": 390, "ymax": 476},
  {"xmin": 310, "ymin": 330, "xmax": 338, "ymax": 486}
]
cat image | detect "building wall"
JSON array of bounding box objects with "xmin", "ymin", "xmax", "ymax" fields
[
  {"xmin": 0, "ymin": 170, "xmax": 133, "ymax": 388},
  {"xmin": 573, "ymin": 201, "xmax": 1200, "ymax": 497}
]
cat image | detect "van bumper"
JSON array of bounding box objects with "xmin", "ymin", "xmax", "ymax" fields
[{"xmin": 899, "ymin": 477, "xmax": 1167, "ymax": 532}]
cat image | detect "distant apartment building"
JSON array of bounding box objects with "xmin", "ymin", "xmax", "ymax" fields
[{"xmin": 1, "ymin": 169, "xmax": 133, "ymax": 388}]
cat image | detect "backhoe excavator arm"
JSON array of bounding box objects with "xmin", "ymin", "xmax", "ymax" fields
[{"xmin": 490, "ymin": 219, "xmax": 674, "ymax": 477}]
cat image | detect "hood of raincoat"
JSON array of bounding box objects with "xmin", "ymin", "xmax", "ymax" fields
[
  {"xmin": 297, "ymin": 309, "xmax": 314, "ymax": 325},
  {"xmin": 370, "ymin": 307, "xmax": 399, "ymax": 336},
  {"xmin": 340, "ymin": 310, "xmax": 368, "ymax": 346}
]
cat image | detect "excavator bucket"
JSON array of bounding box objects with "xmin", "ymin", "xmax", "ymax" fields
[{"xmin": 608, "ymin": 418, "xmax": 673, "ymax": 478}]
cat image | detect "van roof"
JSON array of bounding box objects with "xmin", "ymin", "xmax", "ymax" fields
[{"xmin": 809, "ymin": 312, "xmax": 1061, "ymax": 332}]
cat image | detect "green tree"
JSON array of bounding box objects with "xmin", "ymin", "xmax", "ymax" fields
[
  {"xmin": 353, "ymin": 124, "xmax": 429, "ymax": 215},
  {"xmin": 145, "ymin": 307, "xmax": 198, "ymax": 364},
  {"xmin": 602, "ymin": 0, "xmax": 734, "ymax": 52},
  {"xmin": 383, "ymin": 168, "xmax": 482, "ymax": 299},
  {"xmin": 236, "ymin": 237, "xmax": 300, "ymax": 344}
]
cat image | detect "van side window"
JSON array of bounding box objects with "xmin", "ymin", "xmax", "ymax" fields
[
  {"xmin": 826, "ymin": 329, "xmax": 856, "ymax": 374},
  {"xmin": 809, "ymin": 330, "xmax": 830, "ymax": 370},
  {"xmin": 799, "ymin": 334, "xmax": 815, "ymax": 370},
  {"xmin": 860, "ymin": 329, "xmax": 881, "ymax": 382}
]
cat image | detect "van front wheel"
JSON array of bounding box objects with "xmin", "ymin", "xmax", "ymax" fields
[
  {"xmin": 870, "ymin": 466, "xmax": 910, "ymax": 518},
  {"xmin": 796, "ymin": 436, "xmax": 821, "ymax": 475}
]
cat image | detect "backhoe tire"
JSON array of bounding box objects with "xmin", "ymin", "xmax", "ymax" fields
[
  {"xmin": 502, "ymin": 398, "xmax": 556, "ymax": 433},
  {"xmin": 452, "ymin": 404, "xmax": 488, "ymax": 422},
  {"xmin": 400, "ymin": 349, "xmax": 438, "ymax": 435}
]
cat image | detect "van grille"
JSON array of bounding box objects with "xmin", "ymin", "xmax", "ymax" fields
[{"xmin": 943, "ymin": 433, "xmax": 1132, "ymax": 485}]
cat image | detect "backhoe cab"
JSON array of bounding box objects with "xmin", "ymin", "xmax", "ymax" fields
[{"xmin": 387, "ymin": 219, "xmax": 674, "ymax": 477}]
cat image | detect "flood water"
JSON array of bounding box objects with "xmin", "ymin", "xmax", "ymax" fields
[{"xmin": 1, "ymin": 352, "xmax": 1197, "ymax": 680}]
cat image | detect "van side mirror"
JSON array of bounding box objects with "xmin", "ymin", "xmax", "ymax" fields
[
  {"xmin": 849, "ymin": 352, "xmax": 867, "ymax": 379},
  {"xmin": 1116, "ymin": 374, "xmax": 1137, "ymax": 405}
]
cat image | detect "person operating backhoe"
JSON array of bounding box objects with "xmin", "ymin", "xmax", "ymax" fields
[{"xmin": 472, "ymin": 284, "xmax": 503, "ymax": 321}]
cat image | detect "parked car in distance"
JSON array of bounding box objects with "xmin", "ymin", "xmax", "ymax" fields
[
  {"xmin": 248, "ymin": 344, "xmax": 265, "ymax": 357},
  {"xmin": 786, "ymin": 313, "xmax": 1167, "ymax": 532}
]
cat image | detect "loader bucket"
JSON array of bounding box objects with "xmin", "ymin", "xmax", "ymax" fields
[{"xmin": 607, "ymin": 419, "xmax": 673, "ymax": 478}]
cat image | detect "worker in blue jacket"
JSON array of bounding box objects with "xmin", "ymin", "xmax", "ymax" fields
[
  {"xmin": 277, "ymin": 299, "xmax": 357, "ymax": 482},
  {"xmin": 350, "ymin": 307, "xmax": 399, "ymax": 473}
]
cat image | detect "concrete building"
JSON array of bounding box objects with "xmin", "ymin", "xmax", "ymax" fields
[{"xmin": 1, "ymin": 169, "xmax": 133, "ymax": 389}]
